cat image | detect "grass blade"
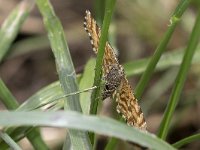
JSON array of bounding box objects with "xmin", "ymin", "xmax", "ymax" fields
[
  {"xmin": 0, "ymin": 78, "xmax": 48, "ymax": 149},
  {"xmin": 35, "ymin": 0, "xmax": 91, "ymax": 149},
  {"xmin": 157, "ymin": 8, "xmax": 200, "ymax": 140},
  {"xmin": 79, "ymin": 58, "xmax": 96, "ymax": 114},
  {"xmin": 0, "ymin": 131, "xmax": 22, "ymax": 150},
  {"xmin": 90, "ymin": 0, "xmax": 117, "ymax": 115},
  {"xmin": 124, "ymin": 45, "xmax": 200, "ymax": 77},
  {"xmin": 0, "ymin": 111, "xmax": 176, "ymax": 150},
  {"xmin": 172, "ymin": 133, "xmax": 200, "ymax": 148},
  {"xmin": 0, "ymin": 0, "xmax": 34, "ymax": 63},
  {"xmin": 135, "ymin": 0, "xmax": 191, "ymax": 99},
  {"xmin": 0, "ymin": 78, "xmax": 19, "ymax": 109}
]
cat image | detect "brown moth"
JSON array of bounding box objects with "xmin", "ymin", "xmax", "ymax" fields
[{"xmin": 84, "ymin": 10, "xmax": 147, "ymax": 130}]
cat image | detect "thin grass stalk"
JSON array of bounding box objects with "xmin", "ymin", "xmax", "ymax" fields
[
  {"xmin": 172, "ymin": 133, "xmax": 200, "ymax": 148},
  {"xmin": 135, "ymin": 0, "xmax": 191, "ymax": 99},
  {"xmin": 90, "ymin": 0, "xmax": 117, "ymax": 116},
  {"xmin": 89, "ymin": 0, "xmax": 117, "ymax": 145},
  {"xmin": 157, "ymin": 8, "xmax": 200, "ymax": 140}
]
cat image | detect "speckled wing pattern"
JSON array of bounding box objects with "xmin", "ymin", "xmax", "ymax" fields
[{"xmin": 84, "ymin": 10, "xmax": 147, "ymax": 130}]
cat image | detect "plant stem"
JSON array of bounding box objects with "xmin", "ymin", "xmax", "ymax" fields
[
  {"xmin": 157, "ymin": 8, "xmax": 200, "ymax": 140},
  {"xmin": 135, "ymin": 0, "xmax": 191, "ymax": 100}
]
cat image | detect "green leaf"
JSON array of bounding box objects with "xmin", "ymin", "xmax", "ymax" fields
[
  {"xmin": 158, "ymin": 8, "xmax": 200, "ymax": 140},
  {"xmin": 135, "ymin": 0, "xmax": 191, "ymax": 99},
  {"xmin": 0, "ymin": 0, "xmax": 34, "ymax": 62},
  {"xmin": 123, "ymin": 46, "xmax": 200, "ymax": 77},
  {"xmin": 79, "ymin": 58, "xmax": 96, "ymax": 114},
  {"xmin": 172, "ymin": 133, "xmax": 200, "ymax": 148},
  {"xmin": 0, "ymin": 111, "xmax": 176, "ymax": 150},
  {"xmin": 0, "ymin": 131, "xmax": 22, "ymax": 150},
  {"xmin": 35, "ymin": 0, "xmax": 91, "ymax": 149}
]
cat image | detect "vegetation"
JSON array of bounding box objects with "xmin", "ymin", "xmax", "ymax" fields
[{"xmin": 0, "ymin": 0, "xmax": 199, "ymax": 149}]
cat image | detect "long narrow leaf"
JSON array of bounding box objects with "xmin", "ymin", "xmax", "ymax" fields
[
  {"xmin": 0, "ymin": 0, "xmax": 34, "ymax": 62},
  {"xmin": 35, "ymin": 0, "xmax": 91, "ymax": 149},
  {"xmin": 158, "ymin": 9, "xmax": 200, "ymax": 140},
  {"xmin": 0, "ymin": 131, "xmax": 22, "ymax": 150},
  {"xmin": 172, "ymin": 133, "xmax": 200, "ymax": 148},
  {"xmin": 0, "ymin": 111, "xmax": 176, "ymax": 150},
  {"xmin": 135, "ymin": 0, "xmax": 191, "ymax": 99},
  {"xmin": 90, "ymin": 0, "xmax": 117, "ymax": 115}
]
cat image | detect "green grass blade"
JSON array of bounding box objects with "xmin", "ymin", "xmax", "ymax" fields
[
  {"xmin": 0, "ymin": 111, "xmax": 176, "ymax": 150},
  {"xmin": 89, "ymin": 0, "xmax": 117, "ymax": 145},
  {"xmin": 172, "ymin": 133, "xmax": 200, "ymax": 148},
  {"xmin": 105, "ymin": 137, "xmax": 118, "ymax": 150},
  {"xmin": 0, "ymin": 0, "xmax": 34, "ymax": 63},
  {"xmin": 8, "ymin": 35, "xmax": 50, "ymax": 59},
  {"xmin": 35, "ymin": 0, "xmax": 91, "ymax": 149},
  {"xmin": 0, "ymin": 131, "xmax": 22, "ymax": 150},
  {"xmin": 0, "ymin": 79, "xmax": 48, "ymax": 149},
  {"xmin": 0, "ymin": 78, "xmax": 19, "ymax": 109},
  {"xmin": 18, "ymin": 81, "xmax": 63, "ymax": 111},
  {"xmin": 142, "ymin": 68, "xmax": 178, "ymax": 114},
  {"xmin": 90, "ymin": 0, "xmax": 117, "ymax": 115},
  {"xmin": 135, "ymin": 0, "xmax": 191, "ymax": 99},
  {"xmin": 94, "ymin": 0, "xmax": 105, "ymax": 24},
  {"xmin": 79, "ymin": 58, "xmax": 96, "ymax": 114},
  {"xmin": 123, "ymin": 46, "xmax": 200, "ymax": 77},
  {"xmin": 157, "ymin": 9, "xmax": 200, "ymax": 140}
]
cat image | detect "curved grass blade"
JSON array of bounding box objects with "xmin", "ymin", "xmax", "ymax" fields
[
  {"xmin": 0, "ymin": 0, "xmax": 34, "ymax": 63},
  {"xmin": 18, "ymin": 81, "xmax": 63, "ymax": 111},
  {"xmin": 0, "ymin": 79, "xmax": 48, "ymax": 149},
  {"xmin": 0, "ymin": 111, "xmax": 176, "ymax": 150},
  {"xmin": 172, "ymin": 133, "xmax": 200, "ymax": 148}
]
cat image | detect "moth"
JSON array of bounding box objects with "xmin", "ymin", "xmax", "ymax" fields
[{"xmin": 84, "ymin": 10, "xmax": 147, "ymax": 130}]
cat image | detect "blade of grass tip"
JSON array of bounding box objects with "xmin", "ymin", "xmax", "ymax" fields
[
  {"xmin": 172, "ymin": 133, "xmax": 200, "ymax": 148},
  {"xmin": 0, "ymin": 0, "xmax": 34, "ymax": 63},
  {"xmin": 157, "ymin": 9, "xmax": 200, "ymax": 140},
  {"xmin": 0, "ymin": 131, "xmax": 22, "ymax": 150},
  {"xmin": 35, "ymin": 0, "xmax": 91, "ymax": 149},
  {"xmin": 0, "ymin": 79, "xmax": 49, "ymax": 149},
  {"xmin": 135, "ymin": 0, "xmax": 191, "ymax": 99},
  {"xmin": 0, "ymin": 111, "xmax": 176, "ymax": 150}
]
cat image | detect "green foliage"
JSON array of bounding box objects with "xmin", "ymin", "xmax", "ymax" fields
[{"xmin": 0, "ymin": 0, "xmax": 199, "ymax": 150}]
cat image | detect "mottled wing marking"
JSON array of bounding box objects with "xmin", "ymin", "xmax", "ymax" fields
[
  {"xmin": 116, "ymin": 78, "xmax": 147, "ymax": 130},
  {"xmin": 84, "ymin": 10, "xmax": 118, "ymax": 75},
  {"xmin": 102, "ymin": 64, "xmax": 124, "ymax": 100},
  {"xmin": 84, "ymin": 10, "xmax": 147, "ymax": 130}
]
